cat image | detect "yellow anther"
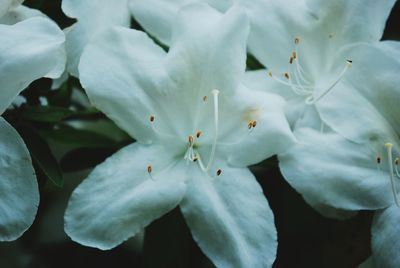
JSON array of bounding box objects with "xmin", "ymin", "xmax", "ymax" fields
[
  {"xmin": 196, "ymin": 131, "xmax": 202, "ymax": 138},
  {"xmin": 149, "ymin": 115, "xmax": 155, "ymax": 122},
  {"xmin": 216, "ymin": 169, "xmax": 222, "ymax": 176},
  {"xmin": 268, "ymin": 71, "xmax": 273, "ymax": 77},
  {"xmin": 292, "ymin": 51, "xmax": 297, "ymax": 59},
  {"xmin": 284, "ymin": 72, "xmax": 290, "ymax": 80},
  {"xmin": 248, "ymin": 120, "xmax": 257, "ymax": 129},
  {"xmin": 294, "ymin": 37, "xmax": 300, "ymax": 45},
  {"xmin": 203, "ymin": 96, "xmax": 208, "ymax": 102}
]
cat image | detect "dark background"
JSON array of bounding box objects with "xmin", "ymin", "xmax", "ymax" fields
[{"xmin": 1, "ymin": 1, "xmax": 399, "ymax": 267}]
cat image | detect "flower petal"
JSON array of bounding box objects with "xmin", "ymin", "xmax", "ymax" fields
[
  {"xmin": 166, "ymin": 3, "xmax": 249, "ymax": 97},
  {"xmin": 0, "ymin": 17, "xmax": 65, "ymax": 114},
  {"xmin": 0, "ymin": 5, "xmax": 44, "ymax": 25},
  {"xmin": 180, "ymin": 164, "xmax": 277, "ymax": 267},
  {"xmin": 64, "ymin": 143, "xmax": 188, "ymax": 250},
  {"xmin": 62, "ymin": 0, "xmax": 130, "ymax": 76},
  {"xmin": 0, "ymin": 117, "xmax": 38, "ymax": 241},
  {"xmin": 225, "ymin": 88, "xmax": 296, "ymax": 167},
  {"xmin": 78, "ymin": 27, "xmax": 169, "ymax": 143},
  {"xmin": 317, "ymin": 41, "xmax": 400, "ymax": 144},
  {"xmin": 279, "ymin": 128, "xmax": 393, "ymax": 211},
  {"xmin": 306, "ymin": 0, "xmax": 395, "ymax": 44},
  {"xmin": 371, "ymin": 204, "xmax": 400, "ymax": 268}
]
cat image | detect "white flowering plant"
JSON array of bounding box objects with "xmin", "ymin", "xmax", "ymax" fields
[{"xmin": 1, "ymin": 0, "xmax": 400, "ymax": 267}]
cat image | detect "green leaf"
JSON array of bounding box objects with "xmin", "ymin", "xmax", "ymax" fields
[
  {"xmin": 20, "ymin": 106, "xmax": 75, "ymax": 123},
  {"xmin": 18, "ymin": 124, "xmax": 63, "ymax": 187},
  {"xmin": 40, "ymin": 125, "xmax": 117, "ymax": 148}
]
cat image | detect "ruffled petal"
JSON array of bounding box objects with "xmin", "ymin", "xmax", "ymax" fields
[
  {"xmin": 279, "ymin": 128, "xmax": 393, "ymax": 211},
  {"xmin": 64, "ymin": 143, "xmax": 188, "ymax": 250},
  {"xmin": 0, "ymin": 17, "xmax": 66, "ymax": 114},
  {"xmin": 0, "ymin": 117, "xmax": 39, "ymax": 241},
  {"xmin": 180, "ymin": 164, "xmax": 277, "ymax": 267},
  {"xmin": 371, "ymin": 204, "xmax": 400, "ymax": 268},
  {"xmin": 62, "ymin": 0, "xmax": 130, "ymax": 76},
  {"xmin": 78, "ymin": 27, "xmax": 171, "ymax": 143}
]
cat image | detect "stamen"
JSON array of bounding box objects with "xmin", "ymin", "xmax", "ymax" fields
[
  {"xmin": 292, "ymin": 51, "xmax": 297, "ymax": 59},
  {"xmin": 248, "ymin": 120, "xmax": 257, "ymax": 130},
  {"xmin": 385, "ymin": 143, "xmax": 400, "ymax": 207},
  {"xmin": 395, "ymin": 157, "xmax": 400, "ymax": 177},
  {"xmin": 294, "ymin": 37, "xmax": 300, "ymax": 45},
  {"xmin": 203, "ymin": 96, "xmax": 208, "ymax": 102},
  {"xmin": 305, "ymin": 59, "xmax": 352, "ymax": 105},
  {"xmin": 268, "ymin": 71, "xmax": 273, "ymax": 77},
  {"xmin": 216, "ymin": 169, "xmax": 222, "ymax": 176},
  {"xmin": 284, "ymin": 72, "xmax": 290, "ymax": 80},
  {"xmin": 149, "ymin": 115, "xmax": 155, "ymax": 123},
  {"xmin": 147, "ymin": 165, "xmax": 154, "ymax": 180},
  {"xmin": 196, "ymin": 131, "xmax": 202, "ymax": 138},
  {"xmin": 188, "ymin": 135, "xmax": 194, "ymax": 146},
  {"xmin": 205, "ymin": 89, "xmax": 220, "ymax": 171},
  {"xmin": 376, "ymin": 155, "xmax": 382, "ymax": 164},
  {"xmin": 289, "ymin": 57, "xmax": 294, "ymax": 64}
]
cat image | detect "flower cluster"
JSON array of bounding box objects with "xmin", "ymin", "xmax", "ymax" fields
[{"xmin": 1, "ymin": 0, "xmax": 399, "ymax": 267}]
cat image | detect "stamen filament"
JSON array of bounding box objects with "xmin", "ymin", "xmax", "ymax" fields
[
  {"xmin": 206, "ymin": 89, "xmax": 220, "ymax": 171},
  {"xmin": 306, "ymin": 60, "xmax": 352, "ymax": 105},
  {"xmin": 385, "ymin": 143, "xmax": 400, "ymax": 207}
]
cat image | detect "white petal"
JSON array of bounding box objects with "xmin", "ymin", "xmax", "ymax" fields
[
  {"xmin": 166, "ymin": 3, "xmax": 249, "ymax": 97},
  {"xmin": 0, "ymin": 17, "xmax": 66, "ymax": 114},
  {"xmin": 306, "ymin": 0, "xmax": 395, "ymax": 44},
  {"xmin": 180, "ymin": 164, "xmax": 277, "ymax": 267},
  {"xmin": 129, "ymin": 0, "xmax": 233, "ymax": 45},
  {"xmin": 317, "ymin": 41, "xmax": 400, "ymax": 144},
  {"xmin": 78, "ymin": 27, "xmax": 169, "ymax": 143},
  {"xmin": 371, "ymin": 205, "xmax": 400, "ymax": 268},
  {"xmin": 0, "ymin": 117, "xmax": 38, "ymax": 241},
  {"xmin": 64, "ymin": 143, "xmax": 188, "ymax": 250},
  {"xmin": 225, "ymin": 88, "xmax": 296, "ymax": 167},
  {"xmin": 62, "ymin": 0, "xmax": 130, "ymax": 76},
  {"xmin": 279, "ymin": 128, "xmax": 393, "ymax": 211},
  {"xmin": 0, "ymin": 5, "xmax": 44, "ymax": 25}
]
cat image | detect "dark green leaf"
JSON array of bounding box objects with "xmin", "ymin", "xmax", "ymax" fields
[
  {"xmin": 18, "ymin": 124, "xmax": 63, "ymax": 187},
  {"xmin": 20, "ymin": 106, "xmax": 75, "ymax": 123},
  {"xmin": 60, "ymin": 148, "xmax": 118, "ymax": 172}
]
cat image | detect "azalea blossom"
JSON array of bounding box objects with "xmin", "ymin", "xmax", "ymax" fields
[
  {"xmin": 0, "ymin": 1, "xmax": 66, "ymax": 241},
  {"xmin": 64, "ymin": 4, "xmax": 295, "ymax": 267},
  {"xmin": 61, "ymin": 0, "xmax": 131, "ymax": 77}
]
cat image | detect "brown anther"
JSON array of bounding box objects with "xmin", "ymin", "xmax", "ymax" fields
[
  {"xmin": 294, "ymin": 37, "xmax": 300, "ymax": 45},
  {"xmin": 268, "ymin": 71, "xmax": 273, "ymax": 77},
  {"xmin": 252, "ymin": 120, "xmax": 257, "ymax": 128},
  {"xmin": 216, "ymin": 169, "xmax": 222, "ymax": 176},
  {"xmin": 149, "ymin": 115, "xmax": 155, "ymax": 122},
  {"xmin": 196, "ymin": 131, "xmax": 202, "ymax": 138},
  {"xmin": 147, "ymin": 165, "xmax": 153, "ymax": 173},
  {"xmin": 188, "ymin": 135, "xmax": 194, "ymax": 146},
  {"xmin": 376, "ymin": 156, "xmax": 381, "ymax": 164},
  {"xmin": 329, "ymin": 33, "xmax": 334, "ymax": 38},
  {"xmin": 284, "ymin": 72, "xmax": 290, "ymax": 79},
  {"xmin": 395, "ymin": 158, "xmax": 399, "ymax": 165},
  {"xmin": 292, "ymin": 51, "xmax": 297, "ymax": 59},
  {"xmin": 346, "ymin": 59, "xmax": 353, "ymax": 64},
  {"xmin": 248, "ymin": 121, "xmax": 253, "ymax": 129},
  {"xmin": 289, "ymin": 57, "xmax": 294, "ymax": 64},
  {"xmin": 203, "ymin": 96, "xmax": 208, "ymax": 102},
  {"xmin": 193, "ymin": 156, "xmax": 198, "ymax": 162}
]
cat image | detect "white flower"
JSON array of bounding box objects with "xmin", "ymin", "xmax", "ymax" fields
[
  {"xmin": 0, "ymin": 3, "xmax": 66, "ymax": 241},
  {"xmin": 64, "ymin": 4, "xmax": 295, "ymax": 267},
  {"xmin": 61, "ymin": 0, "xmax": 131, "ymax": 77}
]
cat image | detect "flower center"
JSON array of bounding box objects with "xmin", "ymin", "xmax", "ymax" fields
[{"xmin": 268, "ymin": 37, "xmax": 352, "ymax": 105}]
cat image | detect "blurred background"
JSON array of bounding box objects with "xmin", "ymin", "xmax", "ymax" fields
[{"xmin": 1, "ymin": 1, "xmax": 399, "ymax": 267}]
